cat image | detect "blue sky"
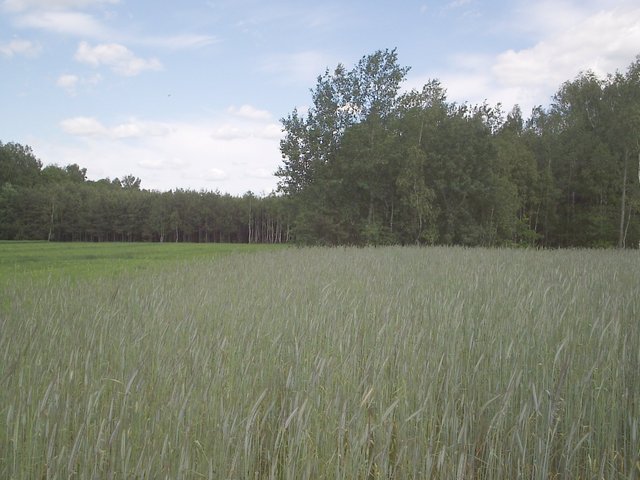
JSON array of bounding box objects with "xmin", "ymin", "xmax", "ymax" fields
[{"xmin": 2, "ymin": 0, "xmax": 639, "ymax": 194}]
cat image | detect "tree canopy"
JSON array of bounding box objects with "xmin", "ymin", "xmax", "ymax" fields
[
  {"xmin": 276, "ymin": 50, "xmax": 640, "ymax": 247},
  {"xmin": 0, "ymin": 141, "xmax": 289, "ymax": 243}
]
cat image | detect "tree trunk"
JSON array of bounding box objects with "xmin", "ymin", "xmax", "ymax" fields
[
  {"xmin": 618, "ymin": 148, "xmax": 628, "ymax": 248},
  {"xmin": 248, "ymin": 200, "xmax": 252, "ymax": 243},
  {"xmin": 47, "ymin": 201, "xmax": 55, "ymax": 241}
]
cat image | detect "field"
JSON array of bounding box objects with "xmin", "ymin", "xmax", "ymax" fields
[
  {"xmin": 0, "ymin": 241, "xmax": 281, "ymax": 283},
  {"xmin": 1, "ymin": 243, "xmax": 639, "ymax": 479}
]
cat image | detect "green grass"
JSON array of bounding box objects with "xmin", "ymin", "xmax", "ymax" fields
[
  {"xmin": 1, "ymin": 246, "xmax": 639, "ymax": 479},
  {"xmin": 0, "ymin": 241, "xmax": 282, "ymax": 283}
]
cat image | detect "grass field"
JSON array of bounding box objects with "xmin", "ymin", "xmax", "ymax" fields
[
  {"xmin": 0, "ymin": 241, "xmax": 281, "ymax": 283},
  {"xmin": 1, "ymin": 244, "xmax": 639, "ymax": 479}
]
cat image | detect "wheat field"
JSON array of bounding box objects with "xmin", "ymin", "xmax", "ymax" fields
[{"xmin": 1, "ymin": 246, "xmax": 639, "ymax": 479}]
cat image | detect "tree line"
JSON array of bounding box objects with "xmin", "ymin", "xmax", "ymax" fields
[
  {"xmin": 0, "ymin": 146, "xmax": 290, "ymax": 243},
  {"xmin": 2, "ymin": 49, "xmax": 639, "ymax": 247},
  {"xmin": 278, "ymin": 49, "xmax": 640, "ymax": 248}
]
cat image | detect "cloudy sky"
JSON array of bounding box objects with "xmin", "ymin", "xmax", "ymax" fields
[{"xmin": 1, "ymin": 0, "xmax": 639, "ymax": 195}]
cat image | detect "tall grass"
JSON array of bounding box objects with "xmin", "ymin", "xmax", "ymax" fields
[{"xmin": 1, "ymin": 246, "xmax": 639, "ymax": 479}]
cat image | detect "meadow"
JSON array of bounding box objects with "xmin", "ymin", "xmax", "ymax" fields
[
  {"xmin": 0, "ymin": 241, "xmax": 280, "ymax": 283},
  {"xmin": 1, "ymin": 243, "xmax": 639, "ymax": 479}
]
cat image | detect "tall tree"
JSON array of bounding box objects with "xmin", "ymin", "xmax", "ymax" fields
[
  {"xmin": 602, "ymin": 59, "xmax": 640, "ymax": 247},
  {"xmin": 277, "ymin": 49, "xmax": 410, "ymax": 244},
  {"xmin": 493, "ymin": 106, "xmax": 542, "ymax": 245},
  {"xmin": 0, "ymin": 142, "xmax": 42, "ymax": 187}
]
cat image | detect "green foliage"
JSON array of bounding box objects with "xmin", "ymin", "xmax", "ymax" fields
[
  {"xmin": 277, "ymin": 51, "xmax": 640, "ymax": 248},
  {"xmin": 277, "ymin": 49, "xmax": 412, "ymax": 245},
  {"xmin": 0, "ymin": 161, "xmax": 292, "ymax": 243},
  {"xmin": 0, "ymin": 141, "xmax": 42, "ymax": 187}
]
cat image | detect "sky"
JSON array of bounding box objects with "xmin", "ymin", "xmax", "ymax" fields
[{"xmin": 1, "ymin": 0, "xmax": 639, "ymax": 195}]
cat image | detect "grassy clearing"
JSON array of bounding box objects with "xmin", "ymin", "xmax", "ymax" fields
[
  {"xmin": 1, "ymin": 246, "xmax": 639, "ymax": 479},
  {"xmin": 0, "ymin": 241, "xmax": 281, "ymax": 283}
]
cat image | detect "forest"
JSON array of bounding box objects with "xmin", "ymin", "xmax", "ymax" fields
[
  {"xmin": 0, "ymin": 146, "xmax": 289, "ymax": 243},
  {"xmin": 2, "ymin": 49, "xmax": 639, "ymax": 247}
]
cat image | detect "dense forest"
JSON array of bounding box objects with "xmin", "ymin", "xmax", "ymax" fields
[
  {"xmin": 2, "ymin": 49, "xmax": 640, "ymax": 247},
  {"xmin": 0, "ymin": 150, "xmax": 289, "ymax": 243},
  {"xmin": 277, "ymin": 50, "xmax": 640, "ymax": 248}
]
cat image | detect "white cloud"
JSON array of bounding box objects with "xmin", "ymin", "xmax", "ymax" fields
[
  {"xmin": 210, "ymin": 106, "xmax": 280, "ymax": 140},
  {"xmin": 409, "ymin": 3, "xmax": 640, "ymax": 114},
  {"xmin": 141, "ymin": 34, "xmax": 218, "ymax": 50},
  {"xmin": 111, "ymin": 121, "xmax": 170, "ymax": 139},
  {"xmin": 75, "ymin": 41, "xmax": 162, "ymax": 76},
  {"xmin": 245, "ymin": 167, "xmax": 274, "ymax": 179},
  {"xmin": 138, "ymin": 157, "xmax": 186, "ymax": 170},
  {"xmin": 53, "ymin": 113, "xmax": 283, "ymax": 195},
  {"xmin": 56, "ymin": 73, "xmax": 79, "ymax": 88},
  {"xmin": 16, "ymin": 11, "xmax": 109, "ymax": 37},
  {"xmin": 60, "ymin": 116, "xmax": 108, "ymax": 136},
  {"xmin": 211, "ymin": 125, "xmax": 245, "ymax": 140},
  {"xmin": 259, "ymin": 123, "xmax": 282, "ymax": 139},
  {"xmin": 6, "ymin": 1, "xmax": 215, "ymax": 52},
  {"xmin": 227, "ymin": 104, "xmax": 272, "ymax": 121},
  {"xmin": 211, "ymin": 122, "xmax": 281, "ymax": 141},
  {"xmin": 56, "ymin": 72, "xmax": 101, "ymax": 94},
  {"xmin": 60, "ymin": 116, "xmax": 171, "ymax": 139},
  {"xmin": 2, "ymin": 0, "xmax": 118, "ymax": 12},
  {"xmin": 109, "ymin": 123, "xmax": 141, "ymax": 138},
  {"xmin": 493, "ymin": 7, "xmax": 640, "ymax": 88},
  {"xmin": 0, "ymin": 38, "xmax": 41, "ymax": 57},
  {"xmin": 56, "ymin": 73, "xmax": 79, "ymax": 94},
  {"xmin": 204, "ymin": 168, "xmax": 227, "ymax": 181}
]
